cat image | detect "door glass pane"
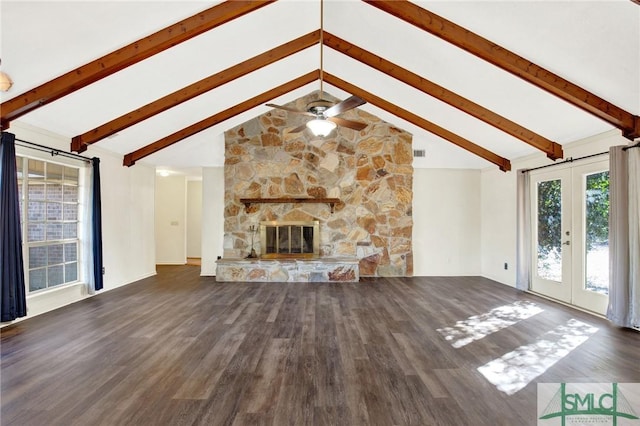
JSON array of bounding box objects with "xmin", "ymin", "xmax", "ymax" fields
[
  {"xmin": 585, "ymin": 171, "xmax": 609, "ymax": 295},
  {"xmin": 537, "ymin": 179, "xmax": 562, "ymax": 282}
]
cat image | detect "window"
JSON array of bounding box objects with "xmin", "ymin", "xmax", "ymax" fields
[{"xmin": 16, "ymin": 156, "xmax": 80, "ymax": 292}]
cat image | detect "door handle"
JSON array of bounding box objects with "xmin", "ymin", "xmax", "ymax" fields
[{"xmin": 563, "ymin": 240, "xmax": 570, "ymax": 246}]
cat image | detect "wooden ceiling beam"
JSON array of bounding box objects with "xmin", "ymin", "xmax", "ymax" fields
[
  {"xmin": 323, "ymin": 72, "xmax": 511, "ymax": 172},
  {"xmin": 363, "ymin": 0, "xmax": 640, "ymax": 140},
  {"xmin": 123, "ymin": 71, "xmax": 318, "ymax": 167},
  {"xmin": 323, "ymin": 32, "xmax": 563, "ymax": 160},
  {"xmin": 72, "ymin": 30, "xmax": 320, "ymax": 153},
  {"xmin": 0, "ymin": 0, "xmax": 276, "ymax": 129}
]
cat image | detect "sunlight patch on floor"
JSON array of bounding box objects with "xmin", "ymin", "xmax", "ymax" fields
[
  {"xmin": 437, "ymin": 301, "xmax": 544, "ymax": 348},
  {"xmin": 477, "ymin": 319, "xmax": 599, "ymax": 395}
]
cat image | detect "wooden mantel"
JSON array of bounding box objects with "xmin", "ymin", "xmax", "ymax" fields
[{"xmin": 240, "ymin": 197, "xmax": 340, "ymax": 213}]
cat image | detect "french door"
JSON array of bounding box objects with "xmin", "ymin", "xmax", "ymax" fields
[{"xmin": 530, "ymin": 160, "xmax": 610, "ymax": 315}]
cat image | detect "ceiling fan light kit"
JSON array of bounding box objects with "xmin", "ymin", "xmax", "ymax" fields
[
  {"xmin": 0, "ymin": 59, "xmax": 13, "ymax": 92},
  {"xmin": 0, "ymin": 72, "xmax": 12, "ymax": 92},
  {"xmin": 306, "ymin": 118, "xmax": 337, "ymax": 136}
]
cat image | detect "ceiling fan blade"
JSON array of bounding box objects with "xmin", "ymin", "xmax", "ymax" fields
[
  {"xmin": 327, "ymin": 116, "xmax": 368, "ymax": 131},
  {"xmin": 287, "ymin": 123, "xmax": 309, "ymax": 134},
  {"xmin": 323, "ymin": 95, "xmax": 366, "ymax": 118},
  {"xmin": 266, "ymin": 103, "xmax": 315, "ymax": 117}
]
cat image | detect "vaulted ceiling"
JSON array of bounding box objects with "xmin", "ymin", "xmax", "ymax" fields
[{"xmin": 1, "ymin": 1, "xmax": 638, "ymax": 174}]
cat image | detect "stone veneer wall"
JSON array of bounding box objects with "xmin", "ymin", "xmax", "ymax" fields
[{"xmin": 223, "ymin": 92, "xmax": 413, "ymax": 277}]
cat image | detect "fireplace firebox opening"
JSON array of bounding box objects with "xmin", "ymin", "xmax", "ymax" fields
[{"xmin": 260, "ymin": 220, "xmax": 319, "ymax": 259}]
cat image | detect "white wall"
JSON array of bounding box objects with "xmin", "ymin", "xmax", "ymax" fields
[
  {"xmin": 6, "ymin": 122, "xmax": 156, "ymax": 323},
  {"xmin": 101, "ymin": 147, "xmax": 156, "ymax": 287},
  {"xmin": 479, "ymin": 162, "xmax": 516, "ymax": 286},
  {"xmin": 155, "ymin": 174, "xmax": 186, "ymax": 264},
  {"xmin": 413, "ymin": 169, "xmax": 482, "ymax": 276},
  {"xmin": 201, "ymin": 167, "xmax": 225, "ymax": 276},
  {"xmin": 480, "ymin": 129, "xmax": 629, "ymax": 287},
  {"xmin": 186, "ymin": 180, "xmax": 202, "ymax": 258}
]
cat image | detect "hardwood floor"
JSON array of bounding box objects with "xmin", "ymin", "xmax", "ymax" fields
[
  {"xmin": 186, "ymin": 258, "xmax": 202, "ymax": 266},
  {"xmin": 1, "ymin": 266, "xmax": 639, "ymax": 425}
]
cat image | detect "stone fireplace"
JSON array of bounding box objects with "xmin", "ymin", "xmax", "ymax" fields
[{"xmin": 216, "ymin": 91, "xmax": 414, "ymax": 282}]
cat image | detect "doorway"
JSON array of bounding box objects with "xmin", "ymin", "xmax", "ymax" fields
[
  {"xmin": 530, "ymin": 159, "xmax": 610, "ymax": 314},
  {"xmin": 186, "ymin": 179, "xmax": 202, "ymax": 266}
]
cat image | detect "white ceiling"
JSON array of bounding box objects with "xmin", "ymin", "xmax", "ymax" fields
[{"xmin": 1, "ymin": 0, "xmax": 638, "ymax": 174}]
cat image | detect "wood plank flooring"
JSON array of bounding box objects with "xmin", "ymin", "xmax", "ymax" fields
[{"xmin": 2, "ymin": 266, "xmax": 639, "ymax": 425}]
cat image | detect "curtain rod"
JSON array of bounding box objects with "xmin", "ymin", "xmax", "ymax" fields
[
  {"xmin": 521, "ymin": 150, "xmax": 609, "ymax": 174},
  {"xmin": 14, "ymin": 137, "xmax": 93, "ymax": 164},
  {"xmin": 522, "ymin": 141, "xmax": 639, "ymax": 174}
]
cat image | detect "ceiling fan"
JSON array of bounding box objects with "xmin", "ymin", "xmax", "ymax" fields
[{"xmin": 266, "ymin": 0, "xmax": 368, "ymax": 136}]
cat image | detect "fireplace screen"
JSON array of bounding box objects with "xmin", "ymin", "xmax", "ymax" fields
[{"xmin": 260, "ymin": 220, "xmax": 319, "ymax": 258}]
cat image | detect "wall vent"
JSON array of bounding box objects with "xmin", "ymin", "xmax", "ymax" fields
[{"xmin": 413, "ymin": 149, "xmax": 426, "ymax": 158}]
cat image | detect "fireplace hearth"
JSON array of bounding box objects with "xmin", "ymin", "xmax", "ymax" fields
[{"xmin": 215, "ymin": 219, "xmax": 358, "ymax": 282}]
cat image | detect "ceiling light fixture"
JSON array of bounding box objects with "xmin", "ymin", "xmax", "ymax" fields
[
  {"xmin": 306, "ymin": 118, "xmax": 336, "ymax": 136},
  {"xmin": 0, "ymin": 59, "xmax": 13, "ymax": 92}
]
